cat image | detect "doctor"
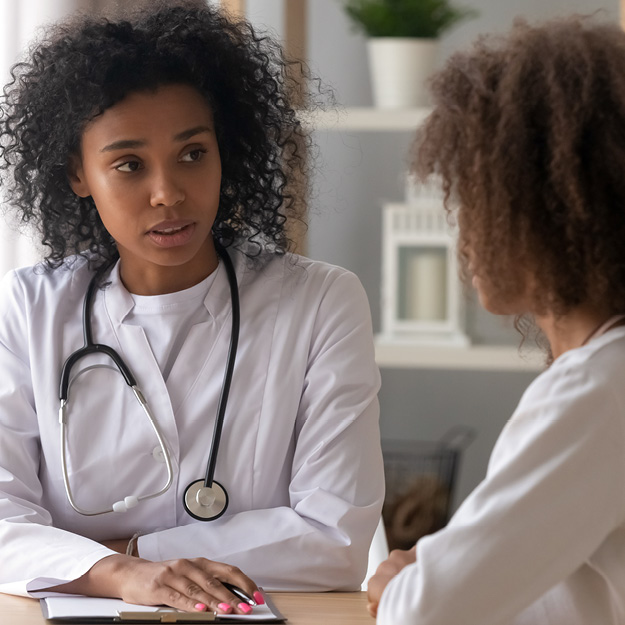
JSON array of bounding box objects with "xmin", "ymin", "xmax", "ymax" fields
[{"xmin": 0, "ymin": 3, "xmax": 384, "ymax": 616}]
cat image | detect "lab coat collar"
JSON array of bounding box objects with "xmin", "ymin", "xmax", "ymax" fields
[
  {"xmin": 95, "ymin": 254, "xmax": 242, "ymax": 463},
  {"xmin": 103, "ymin": 258, "xmax": 233, "ymax": 325}
]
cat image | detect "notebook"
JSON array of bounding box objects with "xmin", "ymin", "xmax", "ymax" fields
[{"xmin": 41, "ymin": 593, "xmax": 286, "ymax": 623}]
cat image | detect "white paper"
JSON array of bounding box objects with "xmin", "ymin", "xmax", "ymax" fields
[{"xmin": 42, "ymin": 594, "xmax": 282, "ymax": 621}]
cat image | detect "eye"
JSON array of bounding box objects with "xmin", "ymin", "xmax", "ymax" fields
[
  {"xmin": 180, "ymin": 148, "xmax": 207, "ymax": 163},
  {"xmin": 116, "ymin": 160, "xmax": 142, "ymax": 173}
]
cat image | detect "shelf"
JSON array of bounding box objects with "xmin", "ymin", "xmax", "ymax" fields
[
  {"xmin": 375, "ymin": 338, "xmax": 545, "ymax": 372},
  {"xmin": 300, "ymin": 107, "xmax": 431, "ymax": 131}
]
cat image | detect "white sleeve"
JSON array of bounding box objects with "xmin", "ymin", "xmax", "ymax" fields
[
  {"xmin": 0, "ymin": 271, "xmax": 115, "ymax": 597},
  {"xmin": 138, "ymin": 270, "xmax": 385, "ymax": 590},
  {"xmin": 377, "ymin": 362, "xmax": 625, "ymax": 625}
]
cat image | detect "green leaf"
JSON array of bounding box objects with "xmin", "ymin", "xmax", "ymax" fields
[{"xmin": 342, "ymin": 0, "xmax": 477, "ymax": 38}]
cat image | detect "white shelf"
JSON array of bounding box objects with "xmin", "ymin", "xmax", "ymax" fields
[
  {"xmin": 375, "ymin": 338, "xmax": 545, "ymax": 372},
  {"xmin": 300, "ymin": 108, "xmax": 541, "ymax": 374},
  {"xmin": 301, "ymin": 107, "xmax": 431, "ymax": 131}
]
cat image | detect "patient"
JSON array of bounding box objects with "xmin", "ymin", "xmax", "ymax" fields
[{"xmin": 368, "ymin": 17, "xmax": 625, "ymax": 625}]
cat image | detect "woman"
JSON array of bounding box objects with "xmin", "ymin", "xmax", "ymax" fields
[
  {"xmin": 368, "ymin": 17, "xmax": 625, "ymax": 625},
  {"xmin": 0, "ymin": 1, "xmax": 384, "ymax": 615}
]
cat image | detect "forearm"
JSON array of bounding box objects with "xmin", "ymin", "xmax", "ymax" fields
[
  {"xmin": 47, "ymin": 552, "xmax": 261, "ymax": 616},
  {"xmin": 47, "ymin": 553, "xmax": 131, "ymax": 598},
  {"xmin": 0, "ymin": 519, "xmax": 118, "ymax": 597},
  {"xmin": 138, "ymin": 503, "xmax": 380, "ymax": 590}
]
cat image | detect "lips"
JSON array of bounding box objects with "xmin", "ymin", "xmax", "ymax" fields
[
  {"xmin": 148, "ymin": 219, "xmax": 194, "ymax": 234},
  {"xmin": 152, "ymin": 225, "xmax": 187, "ymax": 235},
  {"xmin": 146, "ymin": 220, "xmax": 196, "ymax": 248}
]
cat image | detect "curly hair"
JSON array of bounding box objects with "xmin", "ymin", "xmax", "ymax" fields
[
  {"xmin": 414, "ymin": 17, "xmax": 625, "ymax": 318},
  {"xmin": 0, "ymin": 0, "xmax": 312, "ymax": 269}
]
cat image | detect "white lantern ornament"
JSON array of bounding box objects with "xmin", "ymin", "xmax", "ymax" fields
[{"xmin": 381, "ymin": 177, "xmax": 469, "ymax": 346}]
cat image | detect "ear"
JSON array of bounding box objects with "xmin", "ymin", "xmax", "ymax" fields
[{"xmin": 67, "ymin": 154, "xmax": 91, "ymax": 198}]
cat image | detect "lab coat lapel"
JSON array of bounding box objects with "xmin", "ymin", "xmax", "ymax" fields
[
  {"xmin": 166, "ymin": 260, "xmax": 231, "ymax": 413},
  {"xmin": 171, "ymin": 250, "xmax": 284, "ymax": 515},
  {"xmin": 100, "ymin": 265, "xmax": 180, "ymax": 455}
]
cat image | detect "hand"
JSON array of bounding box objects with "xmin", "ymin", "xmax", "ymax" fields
[
  {"xmin": 102, "ymin": 539, "xmax": 130, "ymax": 555},
  {"xmin": 366, "ymin": 546, "xmax": 416, "ymax": 618},
  {"xmin": 51, "ymin": 555, "xmax": 262, "ymax": 616}
]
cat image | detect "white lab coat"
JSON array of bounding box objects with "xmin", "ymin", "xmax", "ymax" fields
[
  {"xmin": 377, "ymin": 326, "xmax": 625, "ymax": 625},
  {"xmin": 0, "ymin": 247, "xmax": 384, "ymax": 597}
]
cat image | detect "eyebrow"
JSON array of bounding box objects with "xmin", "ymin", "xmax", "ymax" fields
[
  {"xmin": 100, "ymin": 125, "xmax": 213, "ymax": 153},
  {"xmin": 173, "ymin": 125, "xmax": 212, "ymax": 142}
]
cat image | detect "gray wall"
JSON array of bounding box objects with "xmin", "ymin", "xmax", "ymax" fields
[{"xmin": 247, "ymin": 0, "xmax": 619, "ymax": 506}]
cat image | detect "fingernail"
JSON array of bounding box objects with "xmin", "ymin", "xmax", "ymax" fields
[
  {"xmin": 194, "ymin": 603, "xmax": 207, "ymax": 611},
  {"xmin": 253, "ymin": 591, "xmax": 265, "ymax": 605},
  {"xmin": 238, "ymin": 602, "xmax": 253, "ymax": 614},
  {"xmin": 218, "ymin": 603, "xmax": 232, "ymax": 613}
]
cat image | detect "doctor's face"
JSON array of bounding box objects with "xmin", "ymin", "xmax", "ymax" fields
[{"xmin": 69, "ymin": 83, "xmax": 222, "ymax": 295}]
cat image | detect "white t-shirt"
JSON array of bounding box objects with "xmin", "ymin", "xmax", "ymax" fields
[
  {"xmin": 125, "ymin": 271, "xmax": 217, "ymax": 381},
  {"xmin": 378, "ymin": 326, "xmax": 625, "ymax": 625}
]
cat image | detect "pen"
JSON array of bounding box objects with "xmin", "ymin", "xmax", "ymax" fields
[{"xmin": 222, "ymin": 582, "xmax": 256, "ymax": 606}]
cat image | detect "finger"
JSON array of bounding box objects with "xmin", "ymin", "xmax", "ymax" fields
[
  {"xmin": 366, "ymin": 601, "xmax": 378, "ymax": 618},
  {"xmin": 367, "ymin": 577, "xmax": 380, "ymax": 602},
  {"xmin": 149, "ymin": 583, "xmax": 225, "ymax": 615},
  {"xmin": 171, "ymin": 561, "xmax": 255, "ymax": 615},
  {"xmin": 193, "ymin": 559, "xmax": 262, "ymax": 605},
  {"xmin": 389, "ymin": 547, "xmax": 416, "ymax": 569},
  {"xmin": 367, "ymin": 573, "xmax": 393, "ymax": 607},
  {"xmin": 159, "ymin": 576, "xmax": 239, "ymax": 615},
  {"xmin": 147, "ymin": 561, "xmax": 235, "ymax": 614},
  {"xmin": 389, "ymin": 546, "xmax": 415, "ymax": 560}
]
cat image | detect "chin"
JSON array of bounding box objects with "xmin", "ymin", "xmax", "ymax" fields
[
  {"xmin": 474, "ymin": 282, "xmax": 523, "ymax": 316},
  {"xmin": 477, "ymin": 292, "xmax": 525, "ymax": 316}
]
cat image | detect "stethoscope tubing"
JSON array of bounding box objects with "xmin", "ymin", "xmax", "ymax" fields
[
  {"xmin": 58, "ymin": 242, "xmax": 239, "ymax": 518},
  {"xmin": 203, "ymin": 242, "xmax": 240, "ymax": 489},
  {"xmin": 59, "ymin": 260, "xmax": 137, "ymax": 401},
  {"xmin": 59, "ymin": 383, "xmax": 174, "ymax": 516}
]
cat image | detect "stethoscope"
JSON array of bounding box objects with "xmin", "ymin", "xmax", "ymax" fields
[{"xmin": 59, "ymin": 242, "xmax": 239, "ymax": 522}]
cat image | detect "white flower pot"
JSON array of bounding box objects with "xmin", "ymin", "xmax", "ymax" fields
[{"xmin": 367, "ymin": 38, "xmax": 438, "ymax": 109}]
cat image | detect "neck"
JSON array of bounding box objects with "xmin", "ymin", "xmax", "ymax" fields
[
  {"xmin": 118, "ymin": 241, "xmax": 219, "ymax": 296},
  {"xmin": 535, "ymin": 305, "xmax": 618, "ymax": 360}
]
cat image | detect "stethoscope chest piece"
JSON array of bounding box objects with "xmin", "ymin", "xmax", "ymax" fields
[{"xmin": 183, "ymin": 479, "xmax": 229, "ymax": 521}]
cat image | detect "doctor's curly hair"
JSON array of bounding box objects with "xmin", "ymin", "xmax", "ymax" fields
[
  {"xmin": 413, "ymin": 17, "xmax": 625, "ymax": 318},
  {"xmin": 0, "ymin": 1, "xmax": 314, "ymax": 269}
]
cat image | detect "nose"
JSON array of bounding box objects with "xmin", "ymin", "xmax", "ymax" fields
[{"xmin": 149, "ymin": 168, "xmax": 185, "ymax": 207}]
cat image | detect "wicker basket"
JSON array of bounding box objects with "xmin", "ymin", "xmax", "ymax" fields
[{"xmin": 382, "ymin": 427, "xmax": 474, "ymax": 551}]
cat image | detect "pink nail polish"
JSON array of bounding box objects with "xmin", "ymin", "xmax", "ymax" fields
[
  {"xmin": 194, "ymin": 603, "xmax": 207, "ymax": 611},
  {"xmin": 238, "ymin": 602, "xmax": 253, "ymax": 614},
  {"xmin": 253, "ymin": 591, "xmax": 265, "ymax": 605},
  {"xmin": 218, "ymin": 603, "xmax": 232, "ymax": 613}
]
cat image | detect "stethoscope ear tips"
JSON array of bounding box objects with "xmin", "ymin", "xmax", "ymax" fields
[{"xmin": 112, "ymin": 495, "xmax": 140, "ymax": 513}]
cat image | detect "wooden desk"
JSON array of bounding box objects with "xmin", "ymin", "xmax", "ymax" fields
[
  {"xmin": 272, "ymin": 593, "xmax": 371, "ymax": 624},
  {"xmin": 0, "ymin": 591, "xmax": 372, "ymax": 625}
]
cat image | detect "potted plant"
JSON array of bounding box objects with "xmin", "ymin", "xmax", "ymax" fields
[{"xmin": 342, "ymin": 0, "xmax": 476, "ymax": 108}]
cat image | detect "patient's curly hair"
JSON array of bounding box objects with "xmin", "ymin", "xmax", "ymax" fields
[
  {"xmin": 0, "ymin": 1, "xmax": 312, "ymax": 269},
  {"xmin": 414, "ymin": 17, "xmax": 625, "ymax": 316}
]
